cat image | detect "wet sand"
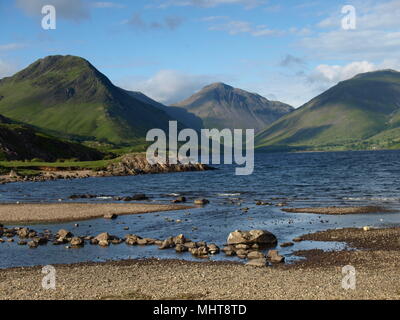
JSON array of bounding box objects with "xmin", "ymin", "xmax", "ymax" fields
[
  {"xmin": 282, "ymin": 206, "xmax": 390, "ymax": 215},
  {"xmin": 0, "ymin": 227, "xmax": 399, "ymax": 300},
  {"xmin": 0, "ymin": 203, "xmax": 193, "ymax": 224}
]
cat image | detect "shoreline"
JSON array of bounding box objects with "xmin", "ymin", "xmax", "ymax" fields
[
  {"xmin": 1, "ymin": 226, "xmax": 399, "ymax": 299},
  {"xmin": 0, "ymin": 203, "xmax": 193, "ymax": 224},
  {"xmin": 282, "ymin": 206, "xmax": 393, "ymax": 215}
]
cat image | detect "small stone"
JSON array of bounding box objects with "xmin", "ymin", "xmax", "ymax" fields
[
  {"xmin": 70, "ymin": 237, "xmax": 84, "ymax": 247},
  {"xmin": 280, "ymin": 242, "xmax": 294, "ymax": 248},
  {"xmin": 194, "ymin": 199, "xmax": 210, "ymax": 205},
  {"xmin": 247, "ymin": 251, "xmax": 265, "ymax": 260},
  {"xmin": 104, "ymin": 213, "xmax": 118, "ymax": 220},
  {"xmin": 136, "ymin": 238, "xmax": 148, "ymax": 245},
  {"xmin": 175, "ymin": 244, "xmax": 188, "ymax": 253},
  {"xmin": 28, "ymin": 241, "xmax": 38, "ymax": 248},
  {"xmin": 246, "ymin": 258, "xmax": 268, "ymax": 267},
  {"xmin": 267, "ymin": 250, "xmax": 285, "ymax": 263},
  {"xmin": 98, "ymin": 240, "xmax": 109, "ymax": 247}
]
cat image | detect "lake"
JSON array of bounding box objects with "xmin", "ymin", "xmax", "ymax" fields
[{"xmin": 1, "ymin": 150, "xmax": 400, "ymax": 268}]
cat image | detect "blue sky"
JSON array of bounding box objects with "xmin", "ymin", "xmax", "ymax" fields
[{"xmin": 1, "ymin": 0, "xmax": 400, "ymax": 107}]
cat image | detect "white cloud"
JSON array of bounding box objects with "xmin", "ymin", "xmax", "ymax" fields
[
  {"xmin": 204, "ymin": 17, "xmax": 282, "ymax": 37},
  {"xmin": 301, "ymin": 0, "xmax": 400, "ymax": 60},
  {"xmin": 0, "ymin": 59, "xmax": 18, "ymax": 79},
  {"xmin": 151, "ymin": 0, "xmax": 265, "ymax": 9},
  {"xmin": 308, "ymin": 61, "xmax": 376, "ymax": 84},
  {"xmin": 0, "ymin": 43, "xmax": 26, "ymax": 51},
  {"xmin": 15, "ymin": 0, "xmax": 90, "ymax": 22},
  {"xmin": 118, "ymin": 70, "xmax": 221, "ymax": 104},
  {"xmin": 91, "ymin": 2, "xmax": 125, "ymax": 8}
]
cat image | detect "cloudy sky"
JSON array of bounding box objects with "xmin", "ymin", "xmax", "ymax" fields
[{"xmin": 1, "ymin": 0, "xmax": 400, "ymax": 107}]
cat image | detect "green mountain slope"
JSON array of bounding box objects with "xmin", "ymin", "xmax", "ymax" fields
[
  {"xmin": 172, "ymin": 83, "xmax": 293, "ymax": 132},
  {"xmin": 0, "ymin": 115, "xmax": 104, "ymax": 161},
  {"xmin": 126, "ymin": 91, "xmax": 204, "ymax": 131},
  {"xmin": 255, "ymin": 70, "xmax": 400, "ymax": 151},
  {"xmin": 0, "ymin": 55, "xmax": 173, "ymax": 145}
]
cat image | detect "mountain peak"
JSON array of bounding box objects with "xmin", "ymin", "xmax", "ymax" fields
[
  {"xmin": 173, "ymin": 83, "xmax": 293, "ymax": 132},
  {"xmin": 203, "ymin": 82, "xmax": 234, "ymax": 91},
  {"xmin": 352, "ymin": 69, "xmax": 400, "ymax": 81}
]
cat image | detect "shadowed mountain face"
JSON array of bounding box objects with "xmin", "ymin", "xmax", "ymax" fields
[
  {"xmin": 0, "ymin": 114, "xmax": 103, "ymax": 161},
  {"xmin": 172, "ymin": 83, "xmax": 294, "ymax": 132},
  {"xmin": 0, "ymin": 55, "xmax": 174, "ymax": 145},
  {"xmin": 255, "ymin": 70, "xmax": 400, "ymax": 151},
  {"xmin": 126, "ymin": 91, "xmax": 204, "ymax": 131}
]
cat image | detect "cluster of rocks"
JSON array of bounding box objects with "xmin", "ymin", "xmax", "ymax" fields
[
  {"xmin": 224, "ymin": 230, "xmax": 285, "ymax": 267},
  {"xmin": 1, "ymin": 224, "xmax": 287, "ymax": 268},
  {"xmin": 1, "ymin": 154, "xmax": 214, "ymax": 185},
  {"xmin": 106, "ymin": 154, "xmax": 214, "ymax": 176}
]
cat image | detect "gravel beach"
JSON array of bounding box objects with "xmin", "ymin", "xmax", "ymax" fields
[
  {"xmin": 1, "ymin": 227, "xmax": 399, "ymax": 300},
  {"xmin": 0, "ymin": 203, "xmax": 192, "ymax": 224}
]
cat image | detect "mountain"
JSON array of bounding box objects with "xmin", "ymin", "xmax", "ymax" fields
[
  {"xmin": 172, "ymin": 82, "xmax": 294, "ymax": 132},
  {"xmin": 0, "ymin": 115, "xmax": 103, "ymax": 161},
  {"xmin": 126, "ymin": 91, "xmax": 204, "ymax": 131},
  {"xmin": 255, "ymin": 70, "xmax": 400, "ymax": 151},
  {"xmin": 0, "ymin": 55, "xmax": 174, "ymax": 146}
]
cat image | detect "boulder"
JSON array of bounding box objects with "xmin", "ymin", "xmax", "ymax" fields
[
  {"xmin": 194, "ymin": 199, "xmax": 210, "ymax": 205},
  {"xmin": 95, "ymin": 232, "xmax": 111, "ymax": 242},
  {"xmin": 132, "ymin": 194, "xmax": 148, "ymax": 201},
  {"xmin": 136, "ymin": 238, "xmax": 148, "ymax": 245},
  {"xmin": 159, "ymin": 237, "xmax": 174, "ymax": 250},
  {"xmin": 247, "ymin": 251, "xmax": 266, "ymax": 260},
  {"xmin": 236, "ymin": 249, "xmax": 248, "ymax": 259},
  {"xmin": 207, "ymin": 244, "xmax": 220, "ymax": 255},
  {"xmin": 267, "ymin": 250, "xmax": 285, "ymax": 263},
  {"xmin": 98, "ymin": 240, "xmax": 110, "ymax": 247},
  {"xmin": 125, "ymin": 234, "xmax": 139, "ymax": 245},
  {"xmin": 17, "ymin": 228, "xmax": 30, "ymax": 239},
  {"xmin": 190, "ymin": 246, "xmax": 208, "ymax": 258},
  {"xmin": 70, "ymin": 237, "xmax": 84, "ymax": 247},
  {"xmin": 173, "ymin": 234, "xmax": 186, "ymax": 245},
  {"xmin": 104, "ymin": 213, "xmax": 118, "ymax": 220},
  {"xmin": 57, "ymin": 229, "xmax": 73, "ymax": 239},
  {"xmin": 28, "ymin": 241, "xmax": 38, "ymax": 249},
  {"xmin": 246, "ymin": 258, "xmax": 268, "ymax": 267},
  {"xmin": 227, "ymin": 230, "xmax": 277, "ymax": 247},
  {"xmin": 280, "ymin": 242, "xmax": 294, "ymax": 248},
  {"xmin": 175, "ymin": 244, "xmax": 188, "ymax": 253},
  {"xmin": 223, "ymin": 245, "xmax": 236, "ymax": 256},
  {"xmin": 172, "ymin": 196, "xmax": 186, "ymax": 203}
]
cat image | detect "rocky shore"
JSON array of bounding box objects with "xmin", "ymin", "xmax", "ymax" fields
[
  {"xmin": 0, "ymin": 154, "xmax": 213, "ymax": 185},
  {"xmin": 1, "ymin": 227, "xmax": 399, "ymax": 300}
]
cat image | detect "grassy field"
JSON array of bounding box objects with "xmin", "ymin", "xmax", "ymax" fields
[{"xmin": 0, "ymin": 158, "xmax": 118, "ymax": 176}]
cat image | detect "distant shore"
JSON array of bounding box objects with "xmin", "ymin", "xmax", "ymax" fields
[
  {"xmin": 0, "ymin": 226, "xmax": 399, "ymax": 300},
  {"xmin": 0, "ymin": 203, "xmax": 192, "ymax": 224}
]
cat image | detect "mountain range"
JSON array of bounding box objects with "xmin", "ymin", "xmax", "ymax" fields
[
  {"xmin": 1, "ymin": 54, "xmax": 400, "ymax": 159},
  {"xmin": 172, "ymin": 82, "xmax": 294, "ymax": 132},
  {"xmin": 255, "ymin": 69, "xmax": 400, "ymax": 151}
]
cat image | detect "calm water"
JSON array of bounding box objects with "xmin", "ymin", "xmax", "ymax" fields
[{"xmin": 1, "ymin": 150, "xmax": 400, "ymax": 268}]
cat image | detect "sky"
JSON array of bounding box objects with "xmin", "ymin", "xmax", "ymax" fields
[{"xmin": 1, "ymin": 0, "xmax": 400, "ymax": 107}]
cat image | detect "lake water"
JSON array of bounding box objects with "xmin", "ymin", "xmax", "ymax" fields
[{"xmin": 1, "ymin": 150, "xmax": 400, "ymax": 269}]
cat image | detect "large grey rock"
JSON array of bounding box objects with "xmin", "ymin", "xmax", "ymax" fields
[{"xmin": 227, "ymin": 230, "xmax": 277, "ymax": 246}]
